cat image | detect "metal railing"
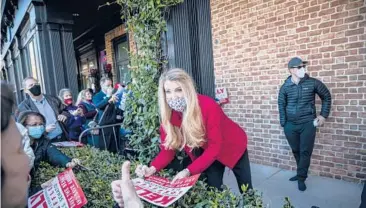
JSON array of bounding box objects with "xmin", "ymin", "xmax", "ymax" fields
[{"xmin": 78, "ymin": 123, "xmax": 124, "ymax": 153}]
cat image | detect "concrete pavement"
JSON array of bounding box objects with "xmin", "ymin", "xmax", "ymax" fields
[{"xmin": 223, "ymin": 163, "xmax": 363, "ymax": 208}]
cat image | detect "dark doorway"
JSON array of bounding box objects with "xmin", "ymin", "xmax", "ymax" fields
[{"xmin": 165, "ymin": 0, "xmax": 215, "ymax": 98}]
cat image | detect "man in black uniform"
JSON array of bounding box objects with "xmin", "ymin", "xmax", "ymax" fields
[{"xmin": 278, "ymin": 57, "xmax": 332, "ymax": 191}]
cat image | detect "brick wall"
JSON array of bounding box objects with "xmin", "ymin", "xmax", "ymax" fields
[
  {"xmin": 104, "ymin": 25, "xmax": 135, "ymax": 84},
  {"xmin": 210, "ymin": 0, "xmax": 366, "ymax": 182}
]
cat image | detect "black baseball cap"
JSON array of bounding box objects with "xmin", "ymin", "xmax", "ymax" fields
[{"xmin": 288, "ymin": 57, "xmax": 308, "ymax": 69}]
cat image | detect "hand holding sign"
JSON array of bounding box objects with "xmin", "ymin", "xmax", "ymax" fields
[
  {"xmin": 171, "ymin": 169, "xmax": 190, "ymax": 184},
  {"xmin": 135, "ymin": 164, "xmax": 156, "ymax": 178},
  {"xmin": 111, "ymin": 161, "xmax": 143, "ymax": 208}
]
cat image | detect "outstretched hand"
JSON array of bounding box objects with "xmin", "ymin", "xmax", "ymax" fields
[{"xmin": 111, "ymin": 161, "xmax": 143, "ymax": 208}]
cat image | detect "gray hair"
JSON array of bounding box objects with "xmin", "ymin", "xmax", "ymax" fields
[
  {"xmin": 100, "ymin": 77, "xmax": 111, "ymax": 85},
  {"xmin": 22, "ymin": 77, "xmax": 38, "ymax": 89},
  {"xmin": 58, "ymin": 88, "xmax": 72, "ymax": 100}
]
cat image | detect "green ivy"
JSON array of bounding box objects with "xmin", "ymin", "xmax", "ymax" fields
[
  {"xmin": 31, "ymin": 146, "xmax": 295, "ymax": 208},
  {"xmin": 115, "ymin": 0, "xmax": 183, "ymax": 163}
]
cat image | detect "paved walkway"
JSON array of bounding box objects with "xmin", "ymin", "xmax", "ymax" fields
[{"xmin": 223, "ymin": 163, "xmax": 363, "ymax": 208}]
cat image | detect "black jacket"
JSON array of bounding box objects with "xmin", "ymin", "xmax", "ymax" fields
[
  {"xmin": 31, "ymin": 136, "xmax": 71, "ymax": 177},
  {"xmin": 17, "ymin": 94, "xmax": 65, "ymax": 117},
  {"xmin": 16, "ymin": 94, "xmax": 70, "ymax": 138},
  {"xmin": 278, "ymin": 74, "xmax": 331, "ymax": 127}
]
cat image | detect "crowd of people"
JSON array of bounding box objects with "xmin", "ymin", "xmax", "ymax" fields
[{"xmin": 1, "ymin": 58, "xmax": 365, "ymax": 208}]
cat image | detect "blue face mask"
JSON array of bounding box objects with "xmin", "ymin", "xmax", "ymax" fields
[{"xmin": 28, "ymin": 125, "xmax": 45, "ymax": 139}]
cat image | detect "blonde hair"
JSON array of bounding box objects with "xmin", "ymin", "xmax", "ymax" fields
[
  {"xmin": 76, "ymin": 90, "xmax": 89, "ymax": 106},
  {"xmin": 158, "ymin": 68, "xmax": 205, "ymax": 150}
]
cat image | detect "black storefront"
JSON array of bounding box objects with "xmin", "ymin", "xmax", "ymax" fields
[{"xmin": 1, "ymin": 0, "xmax": 216, "ymax": 104}]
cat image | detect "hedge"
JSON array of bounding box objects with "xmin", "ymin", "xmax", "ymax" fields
[{"xmin": 31, "ymin": 146, "xmax": 294, "ymax": 208}]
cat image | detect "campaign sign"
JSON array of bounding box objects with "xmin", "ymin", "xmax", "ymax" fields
[
  {"xmin": 132, "ymin": 174, "xmax": 200, "ymax": 207},
  {"xmin": 215, "ymin": 87, "xmax": 229, "ymax": 104},
  {"xmin": 28, "ymin": 168, "xmax": 87, "ymax": 208}
]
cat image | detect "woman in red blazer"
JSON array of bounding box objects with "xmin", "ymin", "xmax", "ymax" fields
[{"xmin": 136, "ymin": 68, "xmax": 252, "ymax": 191}]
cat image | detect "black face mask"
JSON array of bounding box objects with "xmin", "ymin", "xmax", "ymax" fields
[{"xmin": 29, "ymin": 85, "xmax": 42, "ymax": 96}]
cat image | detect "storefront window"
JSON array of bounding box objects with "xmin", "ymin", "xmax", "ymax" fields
[
  {"xmin": 114, "ymin": 38, "xmax": 130, "ymax": 84},
  {"xmin": 28, "ymin": 40, "xmax": 38, "ymax": 80}
]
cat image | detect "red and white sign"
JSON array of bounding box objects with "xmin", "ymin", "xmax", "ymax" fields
[
  {"xmin": 132, "ymin": 174, "xmax": 200, "ymax": 207},
  {"xmin": 215, "ymin": 87, "xmax": 229, "ymax": 104},
  {"xmin": 28, "ymin": 168, "xmax": 87, "ymax": 208},
  {"xmin": 52, "ymin": 141, "xmax": 84, "ymax": 148}
]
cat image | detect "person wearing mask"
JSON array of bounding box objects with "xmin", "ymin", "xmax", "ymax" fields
[
  {"xmin": 58, "ymin": 89, "xmax": 86, "ymax": 143},
  {"xmin": 17, "ymin": 77, "xmax": 68, "ymax": 141},
  {"xmin": 18, "ymin": 111, "xmax": 80, "ymax": 176},
  {"xmin": 1, "ymin": 81, "xmax": 30, "ymax": 208},
  {"xmin": 278, "ymin": 57, "xmax": 331, "ymax": 191},
  {"xmin": 93, "ymin": 77, "xmax": 122, "ymax": 153},
  {"xmin": 114, "ymin": 68, "xmax": 252, "ymax": 199},
  {"xmin": 93, "ymin": 77, "xmax": 118, "ymax": 110},
  {"xmin": 76, "ymin": 89, "xmax": 99, "ymax": 147}
]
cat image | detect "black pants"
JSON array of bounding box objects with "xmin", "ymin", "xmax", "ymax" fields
[
  {"xmin": 168, "ymin": 149, "xmax": 252, "ymax": 193},
  {"xmin": 361, "ymin": 182, "xmax": 366, "ymax": 208},
  {"xmin": 99, "ymin": 126, "xmax": 120, "ymax": 153},
  {"xmin": 284, "ymin": 121, "xmax": 316, "ymax": 180},
  {"xmin": 204, "ymin": 150, "xmax": 252, "ymax": 193}
]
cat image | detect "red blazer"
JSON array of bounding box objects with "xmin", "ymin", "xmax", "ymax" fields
[{"xmin": 151, "ymin": 94, "xmax": 248, "ymax": 175}]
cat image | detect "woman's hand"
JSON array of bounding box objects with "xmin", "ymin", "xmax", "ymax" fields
[
  {"xmin": 45, "ymin": 124, "xmax": 56, "ymax": 133},
  {"xmin": 66, "ymin": 158, "xmax": 81, "ymax": 168},
  {"xmin": 58, "ymin": 115, "xmax": 67, "ymax": 122},
  {"xmin": 111, "ymin": 161, "xmax": 144, "ymax": 208},
  {"xmin": 171, "ymin": 169, "xmax": 190, "ymax": 184},
  {"xmin": 135, "ymin": 165, "xmax": 156, "ymax": 178}
]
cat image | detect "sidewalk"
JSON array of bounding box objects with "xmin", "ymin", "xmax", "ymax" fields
[{"xmin": 223, "ymin": 163, "xmax": 363, "ymax": 208}]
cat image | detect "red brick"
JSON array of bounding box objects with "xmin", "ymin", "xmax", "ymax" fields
[
  {"xmin": 210, "ymin": 0, "xmax": 366, "ymax": 183},
  {"xmin": 346, "ymin": 1, "xmax": 364, "ymax": 10},
  {"xmin": 319, "ymin": 21, "xmax": 335, "ymax": 28},
  {"xmin": 330, "ymin": 0, "xmax": 346, "ymax": 8},
  {"xmin": 320, "ymin": 46, "xmax": 335, "ymax": 52},
  {"xmin": 345, "ymin": 28, "xmax": 365, "ymax": 36},
  {"xmin": 296, "ymin": 26, "xmax": 309, "ymax": 33},
  {"xmin": 345, "ymin": 55, "xmax": 364, "ymax": 62},
  {"xmin": 320, "ymin": 161, "xmax": 335, "ymax": 167},
  {"xmin": 307, "ymin": 5, "xmax": 321, "ymax": 13},
  {"xmin": 360, "ymin": 7, "xmax": 366, "ymax": 14},
  {"xmin": 331, "ymin": 11, "xmax": 348, "ymax": 20},
  {"xmin": 345, "ymin": 42, "xmax": 364, "ymax": 49},
  {"xmin": 331, "ymin": 25, "xmax": 348, "ymax": 32},
  {"xmin": 320, "ymin": 7, "xmax": 336, "ymax": 16},
  {"xmin": 345, "ymin": 15, "xmax": 364, "ymax": 23},
  {"xmin": 332, "ymin": 51, "xmax": 349, "ymax": 57},
  {"xmin": 358, "ymin": 75, "xmax": 366, "ymax": 80},
  {"xmin": 295, "ymin": 14, "xmax": 309, "ymax": 22},
  {"xmin": 331, "ymin": 38, "xmax": 348, "ymax": 45}
]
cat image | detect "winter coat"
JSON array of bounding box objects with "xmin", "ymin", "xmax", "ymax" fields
[
  {"xmin": 16, "ymin": 94, "xmax": 70, "ymax": 138},
  {"xmin": 62, "ymin": 105, "xmax": 86, "ymax": 140},
  {"xmin": 278, "ymin": 74, "xmax": 331, "ymax": 127},
  {"xmin": 151, "ymin": 94, "xmax": 248, "ymax": 175},
  {"xmin": 31, "ymin": 135, "xmax": 71, "ymax": 177},
  {"xmin": 17, "ymin": 94, "xmax": 65, "ymax": 118}
]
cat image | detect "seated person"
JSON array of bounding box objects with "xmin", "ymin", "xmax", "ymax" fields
[
  {"xmin": 18, "ymin": 111, "xmax": 80, "ymax": 179},
  {"xmin": 59, "ymin": 88, "xmax": 86, "ymax": 142}
]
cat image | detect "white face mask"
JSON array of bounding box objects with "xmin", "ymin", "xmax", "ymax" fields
[{"xmin": 295, "ymin": 67, "xmax": 305, "ymax": 78}]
